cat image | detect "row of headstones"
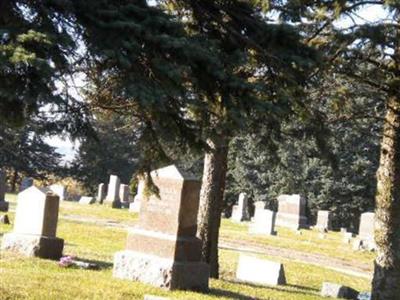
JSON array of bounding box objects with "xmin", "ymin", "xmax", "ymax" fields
[
  {"xmin": 91, "ymin": 175, "xmax": 141, "ymax": 211},
  {"xmin": 231, "ymin": 192, "xmax": 375, "ymax": 250},
  {"xmin": 1, "ymin": 165, "xmax": 208, "ymax": 291}
]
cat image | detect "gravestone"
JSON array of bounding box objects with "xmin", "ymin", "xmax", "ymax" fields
[
  {"xmin": 119, "ymin": 184, "xmax": 130, "ymax": 204},
  {"xmin": 20, "ymin": 177, "xmax": 33, "ymax": 192},
  {"xmin": 49, "ymin": 184, "xmax": 66, "ymax": 201},
  {"xmin": 1, "ymin": 186, "xmax": 64, "ymax": 259},
  {"xmin": 276, "ymin": 194, "xmax": 308, "ymax": 230},
  {"xmin": 79, "ymin": 196, "xmax": 95, "ymax": 205},
  {"xmin": 231, "ymin": 193, "xmax": 250, "ymax": 222},
  {"xmin": 105, "ymin": 175, "xmax": 121, "ymax": 208},
  {"xmin": 97, "ymin": 183, "xmax": 107, "ymax": 203},
  {"xmin": 320, "ymin": 282, "xmax": 359, "ymax": 299},
  {"xmin": 0, "ymin": 170, "xmax": 9, "ymax": 211},
  {"xmin": 129, "ymin": 177, "xmax": 145, "ymax": 213},
  {"xmin": 249, "ymin": 209, "xmax": 276, "ymax": 235},
  {"xmin": 113, "ymin": 165, "xmax": 209, "ymax": 291},
  {"xmin": 315, "ymin": 210, "xmax": 332, "ymax": 231},
  {"xmin": 236, "ymin": 255, "xmax": 286, "ymax": 286},
  {"xmin": 357, "ymin": 212, "xmax": 375, "ymax": 250}
]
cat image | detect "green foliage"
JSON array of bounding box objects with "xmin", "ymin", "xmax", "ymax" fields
[
  {"xmin": 0, "ymin": 120, "xmax": 62, "ymax": 190},
  {"xmin": 70, "ymin": 113, "xmax": 139, "ymax": 192}
]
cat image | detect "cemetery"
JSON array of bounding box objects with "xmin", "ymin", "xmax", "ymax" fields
[{"xmin": 0, "ymin": 1, "xmax": 398, "ymax": 300}]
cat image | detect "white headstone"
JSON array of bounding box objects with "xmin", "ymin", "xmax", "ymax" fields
[
  {"xmin": 105, "ymin": 175, "xmax": 121, "ymax": 207},
  {"xmin": 231, "ymin": 192, "xmax": 250, "ymax": 222},
  {"xmin": 236, "ymin": 255, "xmax": 286, "ymax": 286},
  {"xmin": 1, "ymin": 186, "xmax": 64, "ymax": 259},
  {"xmin": 249, "ymin": 209, "xmax": 276, "ymax": 235},
  {"xmin": 130, "ymin": 178, "xmax": 145, "ymax": 213},
  {"xmin": 49, "ymin": 184, "xmax": 66, "ymax": 201},
  {"xmin": 315, "ymin": 210, "xmax": 332, "ymax": 231},
  {"xmin": 79, "ymin": 196, "xmax": 95, "ymax": 205}
]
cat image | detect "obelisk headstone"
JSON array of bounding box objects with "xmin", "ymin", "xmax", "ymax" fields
[
  {"xmin": 231, "ymin": 192, "xmax": 250, "ymax": 222},
  {"xmin": 105, "ymin": 175, "xmax": 121, "ymax": 208},
  {"xmin": 276, "ymin": 194, "xmax": 308, "ymax": 230},
  {"xmin": 1, "ymin": 186, "xmax": 64, "ymax": 259},
  {"xmin": 113, "ymin": 165, "xmax": 209, "ymax": 291},
  {"xmin": 0, "ymin": 170, "xmax": 9, "ymax": 211}
]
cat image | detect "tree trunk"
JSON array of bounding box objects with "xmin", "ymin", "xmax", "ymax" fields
[
  {"xmin": 371, "ymin": 96, "xmax": 400, "ymax": 300},
  {"xmin": 10, "ymin": 170, "xmax": 18, "ymax": 193},
  {"xmin": 197, "ymin": 135, "xmax": 229, "ymax": 279}
]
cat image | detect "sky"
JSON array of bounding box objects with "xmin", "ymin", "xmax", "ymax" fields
[{"xmin": 46, "ymin": 4, "xmax": 389, "ymax": 163}]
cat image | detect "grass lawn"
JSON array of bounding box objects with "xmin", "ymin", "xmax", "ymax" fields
[{"xmin": 1, "ymin": 194, "xmax": 371, "ymax": 299}]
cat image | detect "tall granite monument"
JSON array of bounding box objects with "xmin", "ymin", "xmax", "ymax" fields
[
  {"xmin": 276, "ymin": 194, "xmax": 308, "ymax": 230},
  {"xmin": 113, "ymin": 165, "xmax": 209, "ymax": 291},
  {"xmin": 1, "ymin": 186, "xmax": 64, "ymax": 259}
]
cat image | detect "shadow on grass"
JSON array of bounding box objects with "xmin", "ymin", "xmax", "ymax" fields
[
  {"xmin": 214, "ymin": 279, "xmax": 319, "ymax": 298},
  {"xmin": 75, "ymin": 257, "xmax": 113, "ymax": 270}
]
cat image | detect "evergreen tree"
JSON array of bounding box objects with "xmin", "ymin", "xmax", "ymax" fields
[
  {"xmin": 71, "ymin": 113, "xmax": 140, "ymax": 193},
  {"xmin": 0, "ymin": 120, "xmax": 62, "ymax": 191}
]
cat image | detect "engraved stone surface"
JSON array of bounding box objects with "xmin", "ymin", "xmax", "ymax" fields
[
  {"xmin": 236, "ymin": 255, "xmax": 286, "ymax": 286},
  {"xmin": 276, "ymin": 194, "xmax": 308, "ymax": 230},
  {"xmin": 113, "ymin": 165, "xmax": 209, "ymax": 291}
]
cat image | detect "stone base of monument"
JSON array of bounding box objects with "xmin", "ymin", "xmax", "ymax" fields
[
  {"xmin": 0, "ymin": 201, "xmax": 9, "ymax": 212},
  {"xmin": 113, "ymin": 250, "xmax": 209, "ymax": 291},
  {"xmin": 1, "ymin": 233, "xmax": 64, "ymax": 260},
  {"xmin": 276, "ymin": 212, "xmax": 308, "ymax": 230}
]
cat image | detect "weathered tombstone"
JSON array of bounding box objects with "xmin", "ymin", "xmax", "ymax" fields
[
  {"xmin": 1, "ymin": 186, "xmax": 64, "ymax": 259},
  {"xmin": 275, "ymin": 194, "xmax": 308, "ymax": 230},
  {"xmin": 79, "ymin": 196, "xmax": 95, "ymax": 205},
  {"xmin": 236, "ymin": 255, "xmax": 286, "ymax": 286},
  {"xmin": 49, "ymin": 184, "xmax": 66, "ymax": 201},
  {"xmin": 97, "ymin": 183, "xmax": 107, "ymax": 204},
  {"xmin": 129, "ymin": 177, "xmax": 145, "ymax": 213},
  {"xmin": 231, "ymin": 192, "xmax": 250, "ymax": 222},
  {"xmin": 357, "ymin": 212, "xmax": 375, "ymax": 250},
  {"xmin": 0, "ymin": 170, "xmax": 9, "ymax": 212},
  {"xmin": 249, "ymin": 209, "xmax": 276, "ymax": 235},
  {"xmin": 315, "ymin": 210, "xmax": 332, "ymax": 231},
  {"xmin": 113, "ymin": 165, "xmax": 209, "ymax": 291},
  {"xmin": 105, "ymin": 175, "xmax": 121, "ymax": 208},
  {"xmin": 19, "ymin": 177, "xmax": 33, "ymax": 192},
  {"xmin": 119, "ymin": 184, "xmax": 130, "ymax": 204},
  {"xmin": 320, "ymin": 282, "xmax": 359, "ymax": 299}
]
